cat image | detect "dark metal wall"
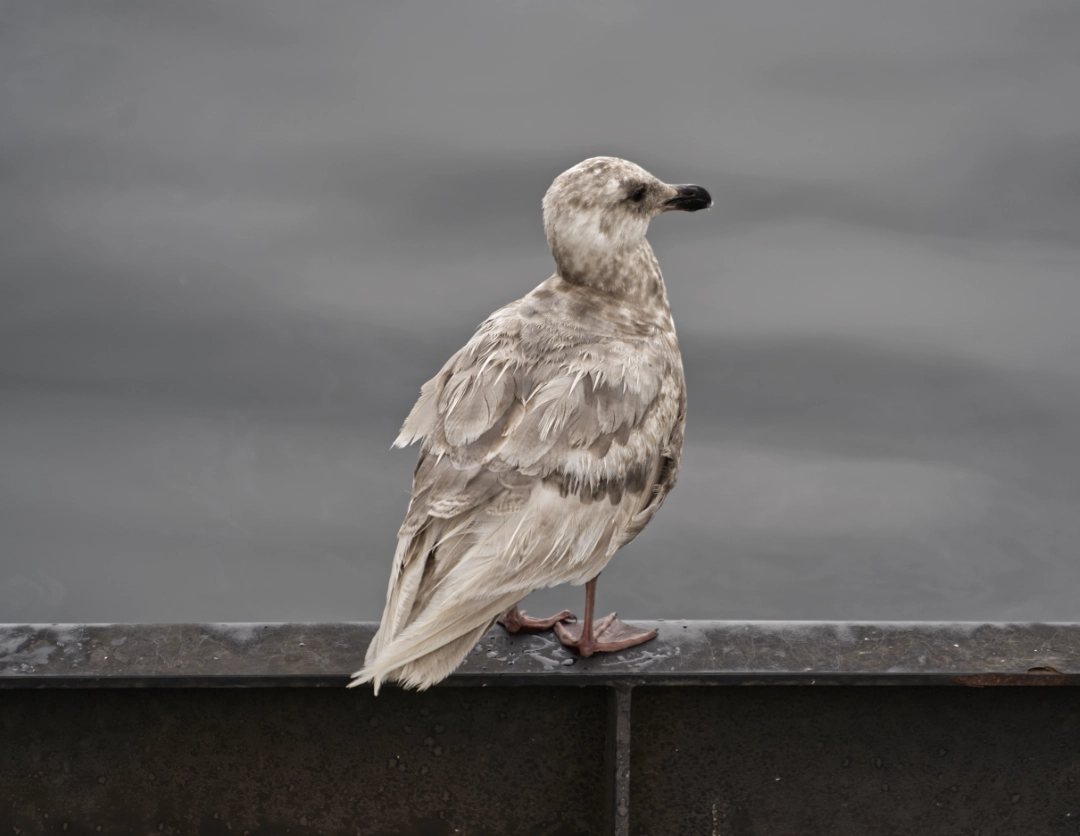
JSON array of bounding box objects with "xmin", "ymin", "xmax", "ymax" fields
[
  {"xmin": 1, "ymin": 687, "xmax": 608, "ymax": 836},
  {"xmin": 631, "ymin": 686, "xmax": 1080, "ymax": 835},
  {"xmin": 2, "ymin": 623, "xmax": 1079, "ymax": 835}
]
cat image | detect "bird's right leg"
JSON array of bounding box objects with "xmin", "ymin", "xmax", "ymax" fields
[
  {"xmin": 498, "ymin": 606, "xmax": 577, "ymax": 634},
  {"xmin": 553, "ymin": 575, "xmax": 657, "ymax": 656}
]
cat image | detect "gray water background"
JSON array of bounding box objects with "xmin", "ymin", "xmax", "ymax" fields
[{"xmin": 2, "ymin": 0, "xmax": 1079, "ymax": 624}]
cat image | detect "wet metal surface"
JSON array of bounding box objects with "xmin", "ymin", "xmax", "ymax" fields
[
  {"xmin": 2, "ymin": 621, "xmax": 1079, "ymax": 686},
  {"xmin": 2, "ymin": 622, "xmax": 1079, "ymax": 835}
]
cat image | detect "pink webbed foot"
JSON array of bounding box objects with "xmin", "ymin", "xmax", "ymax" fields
[
  {"xmin": 498, "ymin": 606, "xmax": 577, "ymax": 634},
  {"xmin": 553, "ymin": 613, "xmax": 658, "ymax": 657}
]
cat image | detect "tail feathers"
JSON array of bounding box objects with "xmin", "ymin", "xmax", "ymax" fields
[
  {"xmin": 364, "ymin": 532, "xmax": 432, "ymax": 667},
  {"xmin": 349, "ymin": 590, "xmax": 522, "ymax": 694}
]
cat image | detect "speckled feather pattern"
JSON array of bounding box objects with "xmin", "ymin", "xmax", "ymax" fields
[{"xmin": 351, "ymin": 157, "xmax": 697, "ymax": 693}]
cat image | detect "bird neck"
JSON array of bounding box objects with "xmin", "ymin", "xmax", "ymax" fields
[{"xmin": 553, "ymin": 239, "xmax": 666, "ymax": 304}]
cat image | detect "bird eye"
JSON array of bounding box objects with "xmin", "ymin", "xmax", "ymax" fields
[{"xmin": 629, "ymin": 184, "xmax": 648, "ymax": 203}]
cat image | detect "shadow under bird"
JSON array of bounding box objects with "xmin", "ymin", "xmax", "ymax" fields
[{"xmin": 350, "ymin": 157, "xmax": 712, "ymax": 693}]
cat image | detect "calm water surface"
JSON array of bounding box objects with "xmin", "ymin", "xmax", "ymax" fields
[{"xmin": 2, "ymin": 0, "xmax": 1079, "ymax": 623}]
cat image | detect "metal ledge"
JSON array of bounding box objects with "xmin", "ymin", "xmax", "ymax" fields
[
  {"xmin": 3, "ymin": 622, "xmax": 1080, "ymax": 835},
  {"xmin": 2, "ymin": 621, "xmax": 1078, "ymax": 686}
]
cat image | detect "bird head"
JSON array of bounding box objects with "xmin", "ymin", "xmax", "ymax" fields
[{"xmin": 542, "ymin": 157, "xmax": 711, "ymax": 286}]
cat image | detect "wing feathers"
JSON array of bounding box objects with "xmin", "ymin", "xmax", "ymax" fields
[
  {"xmin": 394, "ymin": 374, "xmax": 445, "ymax": 448},
  {"xmin": 441, "ymin": 363, "xmax": 517, "ymax": 447}
]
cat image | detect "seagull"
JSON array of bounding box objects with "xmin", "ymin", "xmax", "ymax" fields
[{"xmin": 350, "ymin": 157, "xmax": 711, "ymax": 693}]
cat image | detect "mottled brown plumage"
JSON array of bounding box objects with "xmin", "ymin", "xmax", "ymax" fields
[{"xmin": 350, "ymin": 157, "xmax": 710, "ymax": 693}]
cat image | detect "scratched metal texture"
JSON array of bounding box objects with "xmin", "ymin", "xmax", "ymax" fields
[{"xmin": 2, "ymin": 621, "xmax": 1078, "ymax": 685}]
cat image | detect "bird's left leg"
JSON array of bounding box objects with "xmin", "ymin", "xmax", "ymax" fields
[
  {"xmin": 498, "ymin": 606, "xmax": 577, "ymax": 634},
  {"xmin": 553, "ymin": 575, "xmax": 657, "ymax": 656}
]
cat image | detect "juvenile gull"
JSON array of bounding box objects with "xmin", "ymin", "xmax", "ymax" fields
[{"xmin": 350, "ymin": 157, "xmax": 711, "ymax": 693}]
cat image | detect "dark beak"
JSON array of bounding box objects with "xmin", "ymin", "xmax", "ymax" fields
[{"xmin": 663, "ymin": 184, "xmax": 713, "ymax": 212}]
